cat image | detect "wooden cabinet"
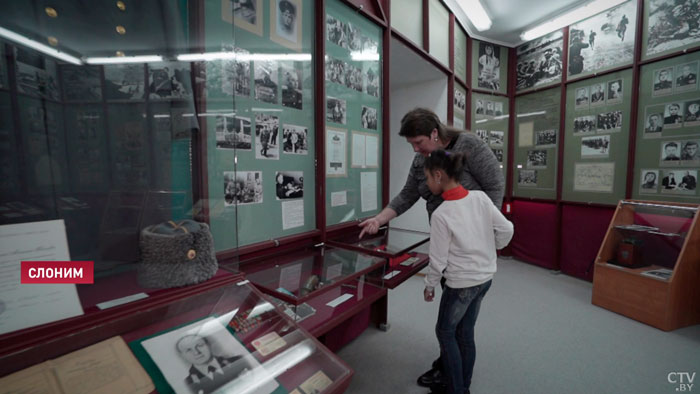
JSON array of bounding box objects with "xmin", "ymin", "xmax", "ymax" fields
[{"xmin": 592, "ymin": 200, "xmax": 700, "ymax": 331}]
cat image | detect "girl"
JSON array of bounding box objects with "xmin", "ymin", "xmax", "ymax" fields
[{"xmin": 423, "ymin": 149, "xmax": 514, "ymax": 394}]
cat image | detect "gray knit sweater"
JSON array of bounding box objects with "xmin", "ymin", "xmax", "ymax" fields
[{"xmin": 388, "ymin": 132, "xmax": 505, "ymax": 219}]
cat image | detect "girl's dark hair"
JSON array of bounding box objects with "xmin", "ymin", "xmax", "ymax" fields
[
  {"xmin": 399, "ymin": 108, "xmax": 462, "ymax": 141},
  {"xmin": 424, "ymin": 149, "xmax": 467, "ymax": 180}
]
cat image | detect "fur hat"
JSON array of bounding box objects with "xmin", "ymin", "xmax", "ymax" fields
[{"xmin": 137, "ymin": 220, "xmax": 218, "ymax": 289}]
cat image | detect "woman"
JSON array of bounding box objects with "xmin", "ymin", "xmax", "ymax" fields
[
  {"xmin": 641, "ymin": 171, "xmax": 657, "ymax": 189},
  {"xmin": 358, "ymin": 108, "xmax": 505, "ymax": 391},
  {"xmin": 478, "ymin": 44, "xmax": 500, "ymax": 90}
]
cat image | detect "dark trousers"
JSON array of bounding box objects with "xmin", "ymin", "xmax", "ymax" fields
[{"xmin": 435, "ymin": 280, "xmax": 491, "ymax": 394}]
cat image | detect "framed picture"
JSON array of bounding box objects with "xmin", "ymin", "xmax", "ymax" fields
[
  {"xmin": 639, "ymin": 169, "xmax": 658, "ymax": 193},
  {"xmin": 255, "ymin": 113, "xmax": 280, "ymax": 160},
  {"xmin": 574, "ymin": 86, "xmax": 590, "ymax": 110},
  {"xmin": 652, "ymin": 67, "xmax": 673, "ymax": 97},
  {"xmin": 477, "ymin": 42, "xmax": 501, "ymax": 90},
  {"xmin": 275, "ymin": 171, "xmax": 303, "ymax": 200},
  {"xmin": 516, "ymin": 30, "xmax": 564, "ymax": 91},
  {"xmin": 270, "ymin": 0, "xmax": 302, "ymax": 51},
  {"xmin": 222, "ymin": 0, "xmax": 263, "ymax": 36},
  {"xmin": 674, "ymin": 61, "xmax": 698, "ymax": 93},
  {"xmin": 606, "ymin": 79, "xmax": 623, "ymax": 105}
]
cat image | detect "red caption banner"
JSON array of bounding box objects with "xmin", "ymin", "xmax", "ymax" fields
[{"xmin": 21, "ymin": 261, "xmax": 94, "ymax": 284}]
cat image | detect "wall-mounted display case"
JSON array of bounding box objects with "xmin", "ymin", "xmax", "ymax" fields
[{"xmin": 592, "ymin": 200, "xmax": 700, "ymax": 331}]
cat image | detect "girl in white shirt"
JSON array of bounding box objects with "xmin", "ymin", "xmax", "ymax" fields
[{"xmin": 423, "ymin": 149, "xmax": 513, "ymax": 394}]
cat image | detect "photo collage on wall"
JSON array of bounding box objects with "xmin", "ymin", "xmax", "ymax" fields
[
  {"xmin": 516, "ymin": 30, "xmax": 564, "ymax": 91},
  {"xmin": 215, "ymin": 0, "xmax": 310, "ymax": 233},
  {"xmin": 474, "ymin": 96, "xmax": 507, "ymax": 165},
  {"xmin": 453, "ymin": 86, "xmax": 466, "ymax": 129},
  {"xmin": 325, "ymin": 8, "xmax": 381, "ymax": 184},
  {"xmin": 645, "ymin": 0, "xmax": 700, "ymax": 58},
  {"xmin": 568, "ymin": 1, "xmax": 637, "ymax": 77}
]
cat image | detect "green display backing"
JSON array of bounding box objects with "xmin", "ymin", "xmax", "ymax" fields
[
  {"xmin": 471, "ymin": 39, "xmax": 508, "ymax": 94},
  {"xmin": 632, "ymin": 51, "xmax": 700, "ymax": 203},
  {"xmin": 641, "ymin": 0, "xmax": 700, "ymax": 62},
  {"xmin": 513, "ymin": 87, "xmax": 561, "ymax": 199},
  {"xmin": 326, "ymin": 0, "xmax": 383, "ymax": 226},
  {"xmin": 471, "ymin": 92, "xmax": 509, "ymax": 179},
  {"xmin": 390, "ymin": 0, "xmax": 423, "ymax": 47},
  {"xmin": 454, "ymin": 26, "xmax": 467, "ymax": 82},
  {"xmin": 562, "ymin": 69, "xmax": 633, "ymax": 204},
  {"xmin": 204, "ymin": 0, "xmax": 317, "ymax": 251},
  {"xmin": 428, "ymin": 0, "xmax": 450, "ymax": 67}
]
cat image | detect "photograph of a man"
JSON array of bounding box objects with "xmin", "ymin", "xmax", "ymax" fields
[
  {"xmin": 272, "ymin": 0, "xmax": 301, "ymax": 48},
  {"xmin": 675, "ymin": 62, "xmax": 698, "ymax": 89},
  {"xmin": 652, "ymin": 67, "xmax": 673, "ymax": 96},
  {"xmin": 681, "ymin": 140, "xmax": 700, "ymax": 161},
  {"xmin": 140, "ymin": 318, "xmax": 278, "ymax": 394},
  {"xmin": 661, "ymin": 141, "xmax": 681, "ymax": 161},
  {"xmin": 662, "ymin": 171, "xmax": 678, "ymax": 190},
  {"xmin": 663, "ymin": 103, "xmax": 683, "ymax": 127},
  {"xmin": 679, "ymin": 171, "xmax": 697, "ymax": 191},
  {"xmin": 645, "ymin": 113, "xmax": 663, "ymax": 133}
]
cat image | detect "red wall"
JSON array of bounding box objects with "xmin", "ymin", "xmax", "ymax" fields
[
  {"xmin": 510, "ymin": 200, "xmax": 559, "ymax": 270},
  {"xmin": 560, "ymin": 205, "xmax": 615, "ymax": 281}
]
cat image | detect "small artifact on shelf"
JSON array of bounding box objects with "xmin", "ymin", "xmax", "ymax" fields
[
  {"xmin": 640, "ymin": 268, "xmax": 673, "ymax": 281},
  {"xmin": 608, "ymin": 238, "xmax": 649, "ymax": 269},
  {"xmin": 614, "ymin": 224, "xmax": 660, "ymax": 232}
]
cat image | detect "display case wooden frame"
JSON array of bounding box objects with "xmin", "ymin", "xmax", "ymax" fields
[{"xmin": 592, "ymin": 199, "xmax": 700, "ymax": 331}]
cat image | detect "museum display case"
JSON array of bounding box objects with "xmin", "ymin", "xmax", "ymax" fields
[
  {"xmin": 227, "ymin": 245, "xmax": 389, "ymax": 339},
  {"xmin": 592, "ymin": 200, "xmax": 700, "ymax": 331}
]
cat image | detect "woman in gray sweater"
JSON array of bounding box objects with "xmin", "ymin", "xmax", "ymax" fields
[{"xmin": 358, "ymin": 107, "xmax": 505, "ymax": 392}]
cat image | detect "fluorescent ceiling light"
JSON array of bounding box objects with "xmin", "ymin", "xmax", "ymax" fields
[
  {"xmin": 177, "ymin": 52, "xmax": 311, "ymax": 62},
  {"xmin": 516, "ymin": 111, "xmax": 546, "ymax": 118},
  {"xmin": 456, "ymin": 0, "xmax": 492, "ymax": 31},
  {"xmin": 521, "ymin": 0, "xmax": 627, "ymax": 41},
  {"xmin": 350, "ymin": 51, "xmax": 380, "ymax": 61},
  {"xmin": 177, "ymin": 51, "xmax": 237, "ymax": 61},
  {"xmin": 85, "ymin": 55, "xmax": 163, "ymax": 64},
  {"xmin": 0, "ymin": 26, "xmax": 82, "ymax": 65}
]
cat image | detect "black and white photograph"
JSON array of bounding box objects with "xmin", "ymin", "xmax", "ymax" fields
[
  {"xmin": 492, "ymin": 148, "xmax": 503, "ymax": 163},
  {"xmin": 326, "ymin": 96, "xmax": 346, "ymax": 125},
  {"xmin": 661, "ymin": 140, "xmax": 682, "ymax": 162},
  {"xmin": 475, "ymin": 129, "xmax": 489, "ymax": 144},
  {"xmin": 454, "ymin": 89, "xmax": 466, "ymax": 112},
  {"xmin": 225, "ymin": 46, "xmax": 251, "ymax": 97},
  {"xmin": 148, "ymin": 63, "xmax": 192, "ymax": 99},
  {"xmin": 281, "ymin": 62, "xmax": 302, "ymax": 109},
  {"xmin": 282, "ymin": 124, "xmax": 308, "ymax": 155},
  {"xmin": 640, "ymin": 169, "xmax": 659, "ymax": 192},
  {"xmin": 677, "ymin": 170, "xmax": 698, "ymax": 191},
  {"xmin": 475, "ymin": 99, "xmax": 485, "ymax": 116},
  {"xmin": 568, "ymin": 1, "xmax": 636, "ymax": 76},
  {"xmin": 644, "ymin": 111, "xmax": 664, "ymax": 134},
  {"xmin": 364, "ymin": 62, "xmax": 380, "ymax": 98},
  {"xmin": 275, "ymin": 171, "xmax": 303, "ymax": 200},
  {"xmin": 663, "ymin": 102, "xmax": 684, "ymax": 128},
  {"xmin": 140, "ymin": 317, "xmax": 278, "ymax": 394},
  {"xmin": 254, "ymin": 60, "xmax": 278, "ymax": 104},
  {"xmin": 661, "ymin": 169, "xmax": 696, "ymax": 193},
  {"xmin": 325, "ymin": 57, "xmax": 346, "ymax": 85},
  {"xmin": 527, "ymin": 149, "xmax": 548, "ymax": 169},
  {"xmin": 596, "ymin": 110, "xmax": 622, "ymax": 131},
  {"xmin": 681, "ymin": 140, "xmax": 700, "ymax": 161},
  {"xmin": 255, "ymin": 113, "xmax": 279, "ymax": 160},
  {"xmin": 345, "ymin": 22, "xmax": 362, "ymax": 51},
  {"xmin": 326, "ymin": 14, "xmax": 347, "ymax": 48},
  {"xmin": 685, "ymin": 100, "xmax": 700, "ymax": 126},
  {"xmin": 228, "ymin": 0, "xmax": 262, "ymax": 36},
  {"xmin": 345, "ymin": 63, "xmax": 363, "ymax": 92},
  {"xmin": 489, "ymin": 130, "xmax": 504, "ymax": 147},
  {"xmin": 581, "ymin": 134, "xmax": 610, "ymax": 158},
  {"xmin": 661, "ymin": 170, "xmax": 680, "ymax": 190},
  {"xmin": 361, "ymin": 106, "xmax": 378, "ymax": 130},
  {"xmin": 590, "ymin": 83, "xmax": 606, "ymax": 107},
  {"xmin": 224, "ymin": 171, "xmax": 263, "ymax": 206},
  {"xmin": 652, "ymin": 67, "xmax": 674, "ymax": 96},
  {"xmin": 216, "ymin": 115, "xmax": 252, "ymax": 150},
  {"xmin": 575, "ymin": 86, "xmax": 590, "ymax": 110},
  {"xmin": 271, "ymin": 0, "xmax": 302, "ymax": 50},
  {"xmin": 516, "ymin": 30, "xmax": 563, "ymax": 91},
  {"xmin": 606, "ymin": 79, "xmax": 623, "ymax": 104},
  {"xmin": 477, "ymin": 42, "xmax": 501, "ymax": 90},
  {"xmin": 573, "ymin": 115, "xmax": 597, "ymax": 135},
  {"xmin": 675, "ymin": 61, "xmax": 698, "ymax": 93},
  {"xmin": 485, "ymin": 101, "xmax": 495, "ymax": 116},
  {"xmin": 14, "ymin": 47, "xmax": 60, "ymax": 100},
  {"xmin": 61, "ymin": 65, "xmax": 102, "ymax": 102},
  {"xmin": 104, "ymin": 64, "xmax": 145, "ymax": 100},
  {"xmin": 535, "ymin": 129, "xmax": 557, "ymax": 147},
  {"xmin": 518, "ymin": 169, "xmax": 537, "ymax": 186},
  {"xmin": 646, "ymin": 0, "xmax": 700, "ymax": 57},
  {"xmin": 494, "ymin": 102, "xmax": 504, "ymax": 116},
  {"xmin": 362, "ymin": 35, "xmax": 379, "ymax": 54}
]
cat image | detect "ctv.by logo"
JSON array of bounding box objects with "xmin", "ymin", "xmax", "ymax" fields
[{"xmin": 668, "ymin": 372, "xmax": 696, "ymax": 392}]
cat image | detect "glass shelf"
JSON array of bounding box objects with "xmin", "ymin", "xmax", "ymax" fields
[{"xmin": 327, "ymin": 227, "xmax": 429, "ymax": 258}]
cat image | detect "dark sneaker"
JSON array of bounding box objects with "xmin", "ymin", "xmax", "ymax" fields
[{"xmin": 417, "ymin": 368, "xmax": 442, "ymax": 387}]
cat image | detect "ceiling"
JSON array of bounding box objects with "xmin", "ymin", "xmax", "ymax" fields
[{"xmin": 444, "ymin": 0, "xmax": 585, "ymax": 47}]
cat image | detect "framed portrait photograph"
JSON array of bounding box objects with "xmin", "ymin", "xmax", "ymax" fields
[
  {"xmin": 663, "ymin": 102, "xmax": 684, "ymax": 128},
  {"xmin": 255, "ymin": 114, "xmax": 280, "ymax": 160},
  {"xmin": 138, "ymin": 316, "xmax": 278, "ymax": 394},
  {"xmin": 684, "ymin": 99, "xmax": 700, "ymax": 126},
  {"xmin": 681, "ymin": 139, "xmax": 700, "ymax": 162},
  {"xmin": 282, "ymin": 124, "xmax": 309, "ymax": 155},
  {"xmin": 275, "ymin": 171, "xmax": 303, "ymax": 200},
  {"xmin": 254, "ymin": 60, "xmax": 278, "ymax": 104},
  {"xmin": 574, "ymin": 86, "xmax": 590, "ymax": 110},
  {"xmin": 589, "ymin": 83, "xmax": 606, "ymax": 107},
  {"xmin": 281, "ymin": 62, "xmax": 302, "ymax": 110},
  {"xmin": 644, "ymin": 110, "xmax": 664, "ymax": 135},
  {"xmin": 477, "ymin": 42, "xmax": 501, "ymax": 90},
  {"xmin": 361, "ymin": 106, "xmax": 378, "ymax": 130},
  {"xmin": 581, "ymin": 134, "xmax": 610, "ymax": 158},
  {"xmin": 326, "ymin": 96, "xmax": 346, "ymax": 125},
  {"xmin": 364, "ymin": 62, "xmax": 380, "ymax": 98},
  {"xmin": 270, "ymin": 0, "xmax": 302, "ymax": 51},
  {"xmin": 652, "ymin": 66, "xmax": 674, "ymax": 97},
  {"xmin": 222, "ymin": 0, "xmax": 263, "ymax": 36},
  {"xmin": 606, "ymin": 79, "xmax": 623, "ymax": 105},
  {"xmin": 675, "ymin": 61, "xmax": 698, "ymax": 93},
  {"xmin": 639, "ymin": 169, "xmax": 659, "ymax": 193},
  {"xmin": 660, "ymin": 140, "xmax": 682, "ymax": 163}
]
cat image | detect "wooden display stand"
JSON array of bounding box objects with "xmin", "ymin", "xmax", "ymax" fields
[{"xmin": 592, "ymin": 200, "xmax": 700, "ymax": 331}]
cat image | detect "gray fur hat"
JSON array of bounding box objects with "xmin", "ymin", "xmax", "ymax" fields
[{"xmin": 137, "ymin": 220, "xmax": 218, "ymax": 289}]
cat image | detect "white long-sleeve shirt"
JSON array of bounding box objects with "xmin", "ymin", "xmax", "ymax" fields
[{"xmin": 424, "ymin": 188, "xmax": 514, "ymax": 290}]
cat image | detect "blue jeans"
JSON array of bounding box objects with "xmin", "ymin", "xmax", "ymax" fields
[{"xmin": 435, "ymin": 280, "xmax": 492, "ymax": 394}]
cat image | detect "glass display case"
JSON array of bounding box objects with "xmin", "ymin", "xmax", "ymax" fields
[
  {"xmin": 1, "ymin": 276, "xmax": 354, "ymax": 394},
  {"xmin": 326, "ymin": 227, "xmax": 429, "ymax": 289},
  {"xmin": 227, "ymin": 245, "xmax": 389, "ymax": 339},
  {"xmin": 592, "ymin": 200, "xmax": 700, "ymax": 331}
]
